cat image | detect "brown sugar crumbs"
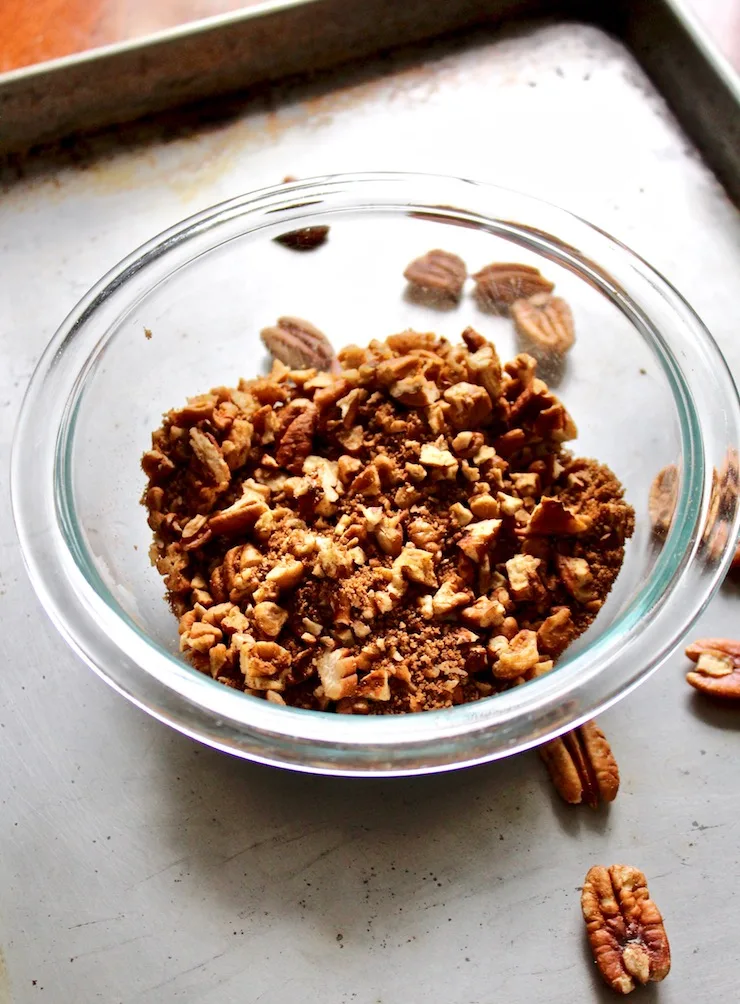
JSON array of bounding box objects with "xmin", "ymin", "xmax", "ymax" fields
[{"xmin": 142, "ymin": 328, "xmax": 634, "ymax": 714}]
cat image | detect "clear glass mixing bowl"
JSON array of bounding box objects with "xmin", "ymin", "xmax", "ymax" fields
[{"xmin": 11, "ymin": 173, "xmax": 740, "ymax": 775}]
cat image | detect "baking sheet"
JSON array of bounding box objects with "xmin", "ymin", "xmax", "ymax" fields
[
  {"xmin": 2, "ymin": 13, "xmax": 740, "ymax": 1004},
  {"xmin": 1, "ymin": 0, "xmax": 739, "ymax": 207}
]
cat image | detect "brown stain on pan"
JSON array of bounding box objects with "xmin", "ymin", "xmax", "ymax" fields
[{"xmin": 3, "ymin": 26, "xmax": 488, "ymax": 202}]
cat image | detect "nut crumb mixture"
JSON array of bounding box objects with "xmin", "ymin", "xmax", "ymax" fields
[{"xmin": 142, "ymin": 328, "xmax": 633, "ymax": 714}]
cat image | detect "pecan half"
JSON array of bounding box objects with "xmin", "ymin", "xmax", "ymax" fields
[
  {"xmin": 511, "ymin": 293, "xmax": 575, "ymax": 355},
  {"xmin": 539, "ymin": 721, "xmax": 619, "ymax": 807},
  {"xmin": 581, "ymin": 864, "xmax": 671, "ymax": 994},
  {"xmin": 704, "ymin": 449, "xmax": 739, "ymax": 561},
  {"xmin": 472, "ymin": 262, "xmax": 554, "ymax": 312},
  {"xmin": 273, "ymin": 225, "xmax": 329, "ymax": 251},
  {"xmin": 685, "ymin": 637, "xmax": 740, "ymax": 699},
  {"xmin": 260, "ymin": 316, "xmax": 338, "ymax": 372},
  {"xmin": 648, "ymin": 464, "xmax": 678, "ymax": 535},
  {"xmin": 403, "ymin": 249, "xmax": 467, "ymax": 301}
]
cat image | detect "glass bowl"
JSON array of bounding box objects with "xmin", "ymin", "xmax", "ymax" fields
[{"xmin": 12, "ymin": 172, "xmax": 740, "ymax": 776}]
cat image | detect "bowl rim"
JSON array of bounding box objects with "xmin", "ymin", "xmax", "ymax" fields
[{"xmin": 11, "ymin": 171, "xmax": 740, "ymax": 775}]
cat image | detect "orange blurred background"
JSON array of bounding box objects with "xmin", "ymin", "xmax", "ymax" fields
[{"xmin": 0, "ymin": 0, "xmax": 260, "ymax": 72}]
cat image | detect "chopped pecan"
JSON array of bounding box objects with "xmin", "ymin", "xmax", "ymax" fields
[
  {"xmin": 715, "ymin": 449, "xmax": 739, "ymax": 536},
  {"xmin": 511, "ymin": 471, "xmax": 540, "ymax": 497},
  {"xmin": 473, "ymin": 262, "xmax": 554, "ymax": 312},
  {"xmin": 265, "ymin": 557, "xmax": 304, "ymax": 591},
  {"xmin": 537, "ymin": 607, "xmax": 575, "ymax": 655},
  {"xmin": 171, "ymin": 394, "xmax": 217, "ymax": 426},
  {"xmin": 337, "ymin": 425, "xmax": 365, "ymax": 453},
  {"xmin": 276, "ymin": 401, "xmax": 317, "ymax": 474},
  {"xmin": 221, "ymin": 417, "xmax": 254, "ymax": 471},
  {"xmin": 497, "ymin": 492, "xmax": 522, "ymax": 517},
  {"xmin": 189, "ymin": 428, "xmax": 230, "ymax": 493},
  {"xmin": 312, "ymin": 377, "xmax": 352, "ymax": 413},
  {"xmin": 211, "ymin": 543, "xmax": 260, "ymax": 602},
  {"xmin": 539, "ymin": 721, "xmax": 619, "ymax": 807},
  {"xmin": 527, "ymin": 498, "xmax": 590, "ymax": 535},
  {"xmin": 336, "ymin": 387, "xmax": 366, "ymax": 427},
  {"xmin": 407, "ymin": 517, "xmax": 443, "ymax": 553},
  {"xmin": 511, "ymin": 293, "xmax": 575, "ymax": 355},
  {"xmin": 488, "ymin": 629, "xmax": 539, "ymax": 678},
  {"xmin": 458, "ymin": 518, "xmax": 502, "ymax": 562},
  {"xmin": 432, "ymin": 579, "xmax": 473, "ymax": 617},
  {"xmin": 208, "ymin": 643, "xmax": 230, "ymax": 678},
  {"xmin": 240, "ymin": 640, "xmax": 292, "ymax": 691},
  {"xmin": 260, "ymin": 316, "xmax": 337, "ymax": 372},
  {"xmin": 355, "ymin": 668, "xmax": 391, "ymax": 701},
  {"xmin": 338, "ymin": 454, "xmax": 362, "ymax": 484},
  {"xmin": 209, "ymin": 488, "xmax": 268, "ymax": 536},
  {"xmin": 348, "ymin": 463, "xmax": 382, "ymax": 497},
  {"xmin": 180, "ymin": 514, "xmax": 212, "ymax": 552},
  {"xmin": 461, "ymin": 596, "xmax": 505, "ymax": 629},
  {"xmin": 390, "ymin": 374, "xmax": 441, "ymax": 407},
  {"xmin": 469, "ymin": 493, "xmax": 499, "ymax": 518},
  {"xmin": 419, "ymin": 442, "xmax": 459, "ymax": 477},
  {"xmin": 494, "ymin": 428, "xmax": 527, "ymax": 457},
  {"xmin": 375, "ymin": 354, "xmax": 419, "ymax": 385},
  {"xmin": 141, "ymin": 449, "xmax": 175, "ymax": 483},
  {"xmin": 372, "ymin": 453, "xmax": 397, "ymax": 488},
  {"xmin": 451, "ymin": 430, "xmax": 484, "ymax": 458},
  {"xmin": 425, "ymin": 400, "xmax": 451, "ymax": 435},
  {"xmin": 384, "ymin": 330, "xmax": 438, "ymax": 354},
  {"xmin": 555, "ymin": 555, "xmax": 596, "ymax": 603},
  {"xmin": 506, "ymin": 553, "xmax": 546, "ymax": 603},
  {"xmin": 303, "ymin": 455, "xmax": 341, "ymax": 514},
  {"xmin": 180, "ymin": 618, "xmax": 222, "ymax": 655},
  {"xmin": 273, "ymin": 225, "xmax": 329, "ymax": 251},
  {"xmin": 648, "ymin": 464, "xmax": 678, "ymax": 535},
  {"xmin": 253, "ymin": 601, "xmax": 288, "ymax": 638},
  {"xmin": 374, "ymin": 514, "xmax": 404, "ymax": 557},
  {"xmin": 390, "ymin": 546, "xmax": 438, "ymax": 596},
  {"xmin": 581, "ymin": 865, "xmax": 671, "ymax": 994},
  {"xmin": 466, "ymin": 338, "xmax": 503, "ymax": 399},
  {"xmin": 449, "ymin": 502, "xmax": 474, "ymax": 527},
  {"xmin": 403, "ymin": 249, "xmax": 467, "ymax": 301},
  {"xmin": 317, "ymin": 648, "xmax": 358, "ymax": 700},
  {"xmin": 442, "ymin": 382, "xmax": 492, "ymax": 430},
  {"xmin": 685, "ymin": 638, "xmax": 740, "ymax": 699},
  {"xmin": 311, "ymin": 536, "xmax": 353, "ymax": 579}
]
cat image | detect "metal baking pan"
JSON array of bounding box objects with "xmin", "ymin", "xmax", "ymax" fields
[
  {"xmin": 4, "ymin": 1, "xmax": 740, "ymax": 998},
  {"xmin": 1, "ymin": 0, "xmax": 739, "ymax": 202}
]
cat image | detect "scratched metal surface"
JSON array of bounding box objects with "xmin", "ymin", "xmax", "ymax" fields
[{"xmin": 2, "ymin": 20, "xmax": 740, "ymax": 1003}]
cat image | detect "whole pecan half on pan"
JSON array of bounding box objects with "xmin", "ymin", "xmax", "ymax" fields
[
  {"xmin": 260, "ymin": 316, "xmax": 338, "ymax": 372},
  {"xmin": 539, "ymin": 721, "xmax": 619, "ymax": 807},
  {"xmin": 685, "ymin": 637, "xmax": 740, "ymax": 700},
  {"xmin": 581, "ymin": 864, "xmax": 670, "ymax": 994},
  {"xmin": 403, "ymin": 248, "xmax": 467, "ymax": 302},
  {"xmin": 511, "ymin": 292, "xmax": 575, "ymax": 355},
  {"xmin": 273, "ymin": 225, "xmax": 329, "ymax": 251},
  {"xmin": 473, "ymin": 261, "xmax": 554, "ymax": 312}
]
